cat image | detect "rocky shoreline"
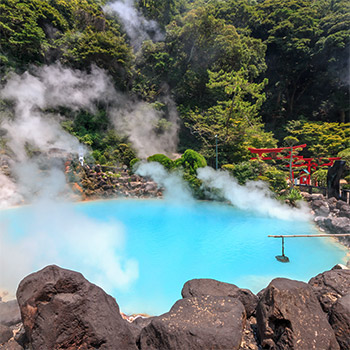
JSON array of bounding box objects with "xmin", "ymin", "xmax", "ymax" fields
[
  {"xmin": 0, "ymin": 265, "xmax": 349, "ymax": 350},
  {"xmin": 301, "ymin": 192, "xmax": 350, "ymax": 249}
]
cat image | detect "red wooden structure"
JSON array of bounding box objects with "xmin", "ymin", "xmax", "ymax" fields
[{"xmin": 248, "ymin": 145, "xmax": 341, "ymax": 185}]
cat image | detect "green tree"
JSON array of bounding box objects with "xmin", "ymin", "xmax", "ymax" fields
[
  {"xmin": 134, "ymin": 5, "xmax": 266, "ymax": 107},
  {"xmin": 0, "ymin": 0, "xmax": 133, "ymax": 85},
  {"xmin": 253, "ymin": 0, "xmax": 349, "ymax": 126},
  {"xmin": 286, "ymin": 120, "xmax": 350, "ymax": 157},
  {"xmin": 183, "ymin": 68, "xmax": 276, "ymax": 165}
]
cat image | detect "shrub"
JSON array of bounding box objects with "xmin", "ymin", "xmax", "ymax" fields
[
  {"xmin": 286, "ymin": 188, "xmax": 303, "ymax": 204},
  {"xmin": 118, "ymin": 143, "xmax": 136, "ymax": 167},
  {"xmin": 175, "ymin": 149, "xmax": 207, "ymax": 175},
  {"xmin": 221, "ymin": 164, "xmax": 235, "ymax": 172},
  {"xmin": 338, "ymin": 148, "xmax": 350, "ymax": 170},
  {"xmin": 129, "ymin": 158, "xmax": 141, "ymax": 174},
  {"xmin": 182, "ymin": 173, "xmax": 205, "ymax": 199},
  {"xmin": 227, "ymin": 159, "xmax": 265, "ymax": 185},
  {"xmin": 260, "ymin": 167, "xmax": 288, "ymax": 192},
  {"xmin": 130, "ymin": 158, "xmax": 141, "ymax": 168},
  {"xmin": 147, "ymin": 154, "xmax": 174, "ymax": 169},
  {"xmin": 279, "ymin": 187, "xmax": 303, "ymax": 206}
]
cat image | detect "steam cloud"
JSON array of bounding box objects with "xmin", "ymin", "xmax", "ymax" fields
[
  {"xmin": 197, "ymin": 167, "xmax": 309, "ymax": 221},
  {"xmin": 0, "ymin": 64, "xmax": 140, "ymax": 298},
  {"xmin": 110, "ymin": 96, "xmax": 179, "ymax": 158},
  {"xmin": 0, "ymin": 64, "xmax": 115, "ymax": 161},
  {"xmin": 0, "ymin": 199, "xmax": 138, "ymax": 298},
  {"xmin": 135, "ymin": 163, "xmax": 308, "ymax": 220},
  {"xmin": 104, "ymin": 0, "xmax": 164, "ymax": 50},
  {"xmin": 136, "ymin": 162, "xmax": 193, "ymax": 203}
]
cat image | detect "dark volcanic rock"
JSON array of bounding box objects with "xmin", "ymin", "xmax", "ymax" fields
[
  {"xmin": 16, "ymin": 265, "xmax": 137, "ymax": 350},
  {"xmin": 0, "ymin": 324, "xmax": 12, "ymax": 345},
  {"xmin": 339, "ymin": 206, "xmax": 350, "ymax": 218},
  {"xmin": 329, "ymin": 293, "xmax": 350, "ymax": 350},
  {"xmin": 181, "ymin": 278, "xmax": 257, "ymax": 317},
  {"xmin": 257, "ymin": 278, "xmax": 339, "ymax": 350},
  {"xmin": 0, "ymin": 301, "xmax": 21, "ymax": 327},
  {"xmin": 240, "ymin": 317, "xmax": 259, "ymax": 350},
  {"xmin": 128, "ymin": 317, "xmax": 154, "ymax": 340},
  {"xmin": 327, "ymin": 197, "xmax": 338, "ymax": 212},
  {"xmin": 139, "ymin": 296, "xmax": 246, "ymax": 350},
  {"xmin": 0, "ymin": 340, "xmax": 24, "ymax": 350},
  {"xmin": 309, "ymin": 269, "xmax": 350, "ymax": 313},
  {"xmin": 13, "ymin": 326, "xmax": 26, "ymax": 349},
  {"xmin": 312, "ymin": 199, "xmax": 330, "ymax": 216},
  {"xmin": 324, "ymin": 217, "xmax": 350, "ymax": 234}
]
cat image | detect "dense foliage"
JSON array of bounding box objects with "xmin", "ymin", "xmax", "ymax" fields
[
  {"xmin": 0, "ymin": 0, "xmax": 349, "ymax": 193},
  {"xmin": 0, "ymin": 0, "xmax": 133, "ymax": 85}
]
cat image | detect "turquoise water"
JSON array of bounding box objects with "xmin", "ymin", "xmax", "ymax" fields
[{"xmin": 1, "ymin": 199, "xmax": 348, "ymax": 315}]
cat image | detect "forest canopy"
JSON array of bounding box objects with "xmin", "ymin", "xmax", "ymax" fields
[{"xmin": 0, "ymin": 0, "xmax": 349, "ymax": 170}]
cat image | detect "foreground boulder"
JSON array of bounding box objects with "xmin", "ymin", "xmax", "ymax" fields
[
  {"xmin": 0, "ymin": 325, "xmax": 13, "ymax": 345},
  {"xmin": 16, "ymin": 265, "xmax": 137, "ymax": 350},
  {"xmin": 329, "ymin": 293, "xmax": 350, "ymax": 350},
  {"xmin": 139, "ymin": 296, "xmax": 246, "ymax": 350},
  {"xmin": 0, "ymin": 301, "xmax": 21, "ymax": 327},
  {"xmin": 0, "ymin": 340, "xmax": 24, "ymax": 350},
  {"xmin": 308, "ymin": 269, "xmax": 350, "ymax": 313},
  {"xmin": 181, "ymin": 278, "xmax": 258, "ymax": 317},
  {"xmin": 256, "ymin": 278, "xmax": 339, "ymax": 350}
]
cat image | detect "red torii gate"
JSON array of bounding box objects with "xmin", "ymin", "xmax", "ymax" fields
[
  {"xmin": 248, "ymin": 145, "xmax": 341, "ymax": 185},
  {"xmin": 248, "ymin": 144, "xmax": 307, "ymax": 159}
]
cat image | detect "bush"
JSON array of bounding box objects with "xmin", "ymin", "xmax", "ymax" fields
[
  {"xmin": 175, "ymin": 149, "xmax": 207, "ymax": 175},
  {"xmin": 129, "ymin": 158, "xmax": 141, "ymax": 174},
  {"xmin": 226, "ymin": 159, "xmax": 265, "ymax": 185},
  {"xmin": 279, "ymin": 188, "xmax": 303, "ymax": 206},
  {"xmin": 338, "ymin": 148, "xmax": 350, "ymax": 170},
  {"xmin": 260, "ymin": 167, "xmax": 288, "ymax": 192},
  {"xmin": 147, "ymin": 154, "xmax": 174, "ymax": 169},
  {"xmin": 182, "ymin": 173, "xmax": 205, "ymax": 199},
  {"xmin": 130, "ymin": 158, "xmax": 141, "ymax": 168},
  {"xmin": 286, "ymin": 188, "xmax": 303, "ymax": 204},
  {"xmin": 117, "ymin": 143, "xmax": 136, "ymax": 167},
  {"xmin": 221, "ymin": 164, "xmax": 235, "ymax": 172}
]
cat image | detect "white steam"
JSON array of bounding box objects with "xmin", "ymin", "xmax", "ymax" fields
[
  {"xmin": 105, "ymin": 0, "xmax": 164, "ymax": 50},
  {"xmin": 0, "ymin": 199, "xmax": 138, "ymax": 297},
  {"xmin": 0, "ymin": 64, "xmax": 139, "ymax": 298},
  {"xmin": 1, "ymin": 64, "xmax": 115, "ymax": 113},
  {"xmin": 197, "ymin": 167, "xmax": 310, "ymax": 221},
  {"xmin": 110, "ymin": 97, "xmax": 179, "ymax": 158},
  {"xmin": 0, "ymin": 172, "xmax": 23, "ymax": 209},
  {"xmin": 13, "ymin": 162, "xmax": 68, "ymax": 201},
  {"xmin": 136, "ymin": 162, "xmax": 193, "ymax": 203},
  {"xmin": 0, "ymin": 64, "xmax": 115, "ymax": 161}
]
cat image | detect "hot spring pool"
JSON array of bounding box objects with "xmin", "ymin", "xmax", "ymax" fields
[{"xmin": 0, "ymin": 198, "xmax": 348, "ymax": 315}]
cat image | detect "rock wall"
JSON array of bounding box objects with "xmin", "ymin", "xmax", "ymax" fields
[
  {"xmin": 302, "ymin": 193, "xmax": 350, "ymax": 249},
  {"xmin": 2, "ymin": 265, "xmax": 350, "ymax": 350},
  {"xmin": 67, "ymin": 164, "xmax": 163, "ymax": 200}
]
